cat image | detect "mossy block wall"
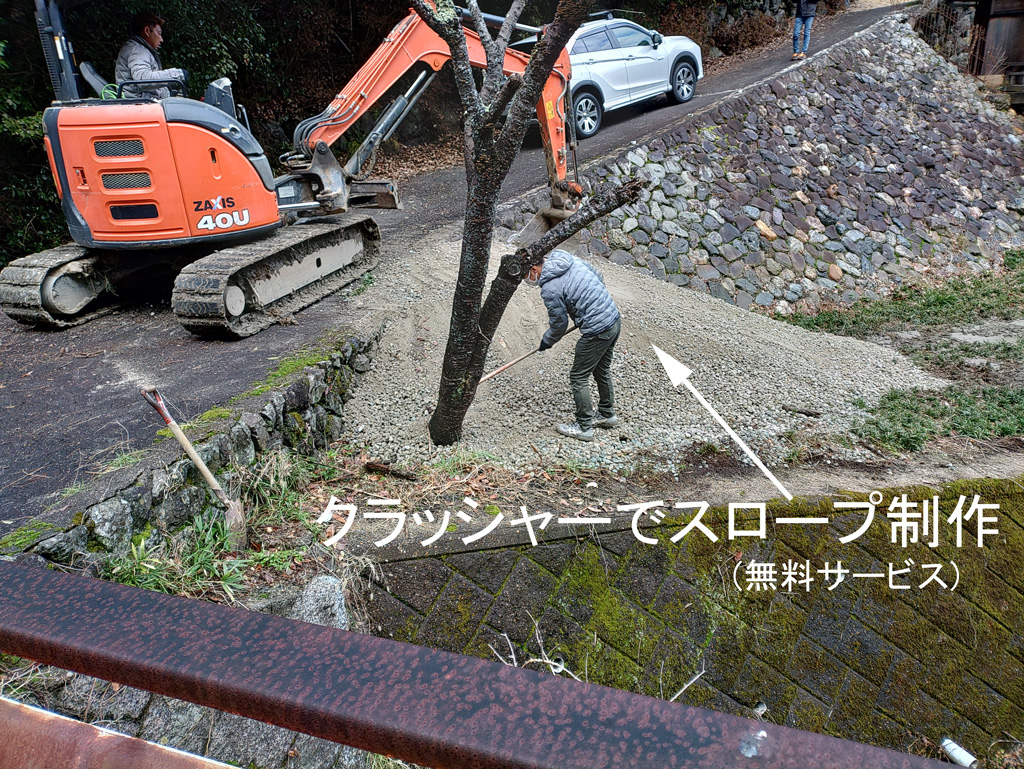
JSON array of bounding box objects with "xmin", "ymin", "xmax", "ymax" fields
[{"xmin": 367, "ymin": 476, "xmax": 1024, "ymax": 757}]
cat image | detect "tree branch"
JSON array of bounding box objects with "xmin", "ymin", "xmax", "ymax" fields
[
  {"xmin": 515, "ymin": 178, "xmax": 648, "ymax": 269},
  {"xmin": 481, "ymin": 73, "xmax": 522, "ymax": 143},
  {"xmin": 468, "ymin": 0, "xmax": 496, "ymax": 57},
  {"xmin": 496, "ymin": 0, "xmax": 591, "ymax": 163},
  {"xmin": 495, "ymin": 0, "xmax": 528, "ymax": 53},
  {"xmin": 410, "ymin": 0, "xmax": 483, "ymax": 121},
  {"xmin": 469, "ymin": 0, "xmax": 505, "ymax": 104}
]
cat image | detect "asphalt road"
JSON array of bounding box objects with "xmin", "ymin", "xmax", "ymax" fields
[{"xmin": 0, "ymin": 4, "xmax": 903, "ymax": 531}]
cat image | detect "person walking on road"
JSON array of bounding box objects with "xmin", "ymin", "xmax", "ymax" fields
[
  {"xmin": 533, "ymin": 249, "xmax": 621, "ymax": 443},
  {"xmin": 792, "ymin": 0, "xmax": 819, "ymax": 60}
]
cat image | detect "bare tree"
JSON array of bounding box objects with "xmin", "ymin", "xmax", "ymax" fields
[{"xmin": 409, "ymin": 0, "xmax": 644, "ymax": 445}]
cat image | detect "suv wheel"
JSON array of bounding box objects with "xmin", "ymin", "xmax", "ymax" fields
[
  {"xmin": 670, "ymin": 61, "xmax": 696, "ymax": 104},
  {"xmin": 572, "ymin": 91, "xmax": 602, "ymax": 139}
]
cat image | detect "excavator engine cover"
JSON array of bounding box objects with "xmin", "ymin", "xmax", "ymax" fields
[{"xmin": 42, "ymin": 99, "xmax": 279, "ymax": 249}]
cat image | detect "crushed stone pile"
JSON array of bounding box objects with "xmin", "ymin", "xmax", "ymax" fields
[{"xmin": 342, "ymin": 231, "xmax": 943, "ymax": 473}]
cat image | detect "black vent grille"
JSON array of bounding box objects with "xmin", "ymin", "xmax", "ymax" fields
[
  {"xmin": 101, "ymin": 172, "xmax": 151, "ymax": 190},
  {"xmin": 110, "ymin": 204, "xmax": 158, "ymax": 220},
  {"xmin": 94, "ymin": 139, "xmax": 144, "ymax": 157}
]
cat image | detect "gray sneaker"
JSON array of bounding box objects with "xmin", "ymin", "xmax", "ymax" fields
[
  {"xmin": 556, "ymin": 423, "xmax": 594, "ymax": 442},
  {"xmin": 593, "ymin": 414, "xmax": 619, "ymax": 429}
]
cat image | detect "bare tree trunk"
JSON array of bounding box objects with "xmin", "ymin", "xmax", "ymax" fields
[
  {"xmin": 429, "ymin": 182, "xmax": 501, "ymax": 445},
  {"xmin": 412, "ymin": 0, "xmax": 643, "ymax": 445}
]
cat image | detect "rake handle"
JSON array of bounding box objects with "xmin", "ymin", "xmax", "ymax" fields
[{"xmin": 479, "ymin": 325, "xmax": 579, "ymax": 384}]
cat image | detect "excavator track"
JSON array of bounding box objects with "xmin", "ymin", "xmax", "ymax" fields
[
  {"xmin": 0, "ymin": 244, "xmax": 117, "ymax": 328},
  {"xmin": 172, "ymin": 214, "xmax": 380, "ymax": 338}
]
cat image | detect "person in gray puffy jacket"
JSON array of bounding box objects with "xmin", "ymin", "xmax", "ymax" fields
[
  {"xmin": 115, "ymin": 11, "xmax": 186, "ymax": 99},
  {"xmin": 533, "ymin": 249, "xmax": 622, "ymax": 442}
]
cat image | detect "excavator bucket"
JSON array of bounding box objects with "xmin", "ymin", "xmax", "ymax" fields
[{"xmin": 512, "ymin": 206, "xmax": 577, "ymax": 247}]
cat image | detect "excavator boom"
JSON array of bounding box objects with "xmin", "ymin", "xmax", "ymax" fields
[{"xmin": 289, "ymin": 8, "xmax": 575, "ymax": 212}]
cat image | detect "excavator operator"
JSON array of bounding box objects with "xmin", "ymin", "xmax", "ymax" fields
[{"xmin": 114, "ymin": 11, "xmax": 186, "ymax": 99}]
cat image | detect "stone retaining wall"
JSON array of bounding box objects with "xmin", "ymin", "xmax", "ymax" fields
[
  {"xmin": 502, "ymin": 15, "xmax": 1024, "ymax": 314},
  {"xmin": 19, "ymin": 330, "xmax": 380, "ymax": 563}
]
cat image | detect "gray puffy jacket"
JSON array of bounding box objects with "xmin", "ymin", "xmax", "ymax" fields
[
  {"xmin": 539, "ymin": 250, "xmax": 620, "ymax": 347},
  {"xmin": 114, "ymin": 36, "xmax": 184, "ymax": 99}
]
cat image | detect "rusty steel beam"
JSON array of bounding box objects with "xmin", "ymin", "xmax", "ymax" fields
[
  {"xmin": 0, "ymin": 562, "xmax": 947, "ymax": 769},
  {"xmin": 0, "ymin": 696, "xmax": 234, "ymax": 769}
]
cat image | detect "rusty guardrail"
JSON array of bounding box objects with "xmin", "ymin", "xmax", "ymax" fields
[
  {"xmin": 0, "ymin": 696, "xmax": 235, "ymax": 769},
  {"xmin": 0, "ymin": 562, "xmax": 948, "ymax": 769}
]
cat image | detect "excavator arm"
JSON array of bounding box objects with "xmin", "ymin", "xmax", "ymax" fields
[{"xmin": 285, "ymin": 8, "xmax": 576, "ymax": 213}]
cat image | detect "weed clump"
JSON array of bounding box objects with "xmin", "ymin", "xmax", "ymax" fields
[
  {"xmin": 856, "ymin": 387, "xmax": 1024, "ymax": 452},
  {"xmin": 102, "ymin": 514, "xmax": 248, "ymax": 602},
  {"xmin": 788, "ymin": 250, "xmax": 1024, "ymax": 453}
]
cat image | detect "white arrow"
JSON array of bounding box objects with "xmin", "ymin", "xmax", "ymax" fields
[{"xmin": 652, "ymin": 345, "xmax": 793, "ymax": 502}]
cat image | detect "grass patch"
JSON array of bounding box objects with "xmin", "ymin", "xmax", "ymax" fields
[
  {"xmin": 241, "ymin": 451, "xmax": 318, "ymax": 532},
  {"xmin": 248, "ymin": 548, "xmax": 305, "ymax": 571},
  {"xmin": 786, "ymin": 264, "xmax": 1024, "ymax": 335},
  {"xmin": 787, "ymin": 249, "xmax": 1024, "ymax": 452},
  {"xmin": 430, "ymin": 447, "xmax": 497, "ymax": 475},
  {"xmin": 1005, "ymin": 247, "xmax": 1024, "ymax": 272},
  {"xmin": 59, "ymin": 481, "xmax": 89, "ymax": 499},
  {"xmin": 911, "ymin": 337, "xmax": 1024, "ymax": 370},
  {"xmin": 232, "ymin": 332, "xmax": 349, "ymax": 402},
  {"xmin": 98, "ymin": 449, "xmax": 148, "ymax": 474},
  {"xmin": 857, "ymin": 387, "xmax": 1024, "ymax": 452},
  {"xmin": 350, "ymin": 273, "xmax": 375, "ymax": 296},
  {"xmin": 102, "ymin": 514, "xmax": 248, "ymax": 601}
]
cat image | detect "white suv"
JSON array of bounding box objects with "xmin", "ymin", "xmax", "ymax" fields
[{"xmin": 565, "ymin": 16, "xmax": 703, "ymax": 138}]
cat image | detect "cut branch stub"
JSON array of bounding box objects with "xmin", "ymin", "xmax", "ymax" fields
[{"xmin": 515, "ymin": 178, "xmax": 648, "ymax": 271}]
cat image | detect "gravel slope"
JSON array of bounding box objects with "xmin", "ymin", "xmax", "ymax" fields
[{"xmin": 341, "ymin": 228, "xmax": 943, "ymax": 473}]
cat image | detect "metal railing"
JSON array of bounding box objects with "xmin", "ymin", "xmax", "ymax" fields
[
  {"xmin": 1, "ymin": 697, "xmax": 234, "ymax": 769},
  {"xmin": 0, "ymin": 562, "xmax": 950, "ymax": 768}
]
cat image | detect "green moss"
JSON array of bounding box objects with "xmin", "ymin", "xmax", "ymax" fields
[
  {"xmin": 283, "ymin": 412, "xmax": 307, "ymax": 445},
  {"xmin": 131, "ymin": 523, "xmax": 155, "ymax": 548},
  {"xmin": 789, "ymin": 694, "xmax": 830, "ymax": 732},
  {"xmin": 232, "ymin": 332, "xmax": 351, "ymax": 402},
  {"xmin": 0, "ymin": 521, "xmax": 59, "ymax": 554},
  {"xmin": 390, "ymin": 615, "xmax": 420, "ymax": 644},
  {"xmin": 453, "ymin": 597, "xmax": 478, "ymax": 640},
  {"xmin": 196, "ymin": 407, "xmax": 232, "ymax": 424},
  {"xmin": 70, "ymin": 512, "xmax": 84, "ymax": 526}
]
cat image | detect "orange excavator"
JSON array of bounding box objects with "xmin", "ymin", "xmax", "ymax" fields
[{"xmin": 0, "ymin": 1, "xmax": 576, "ymax": 337}]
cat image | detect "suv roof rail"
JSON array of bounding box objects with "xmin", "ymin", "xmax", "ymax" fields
[{"xmin": 588, "ymin": 8, "xmax": 648, "ymax": 21}]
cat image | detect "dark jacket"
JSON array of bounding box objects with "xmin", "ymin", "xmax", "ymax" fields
[
  {"xmin": 115, "ymin": 35, "xmax": 185, "ymax": 99},
  {"xmin": 796, "ymin": 0, "xmax": 818, "ymax": 18},
  {"xmin": 539, "ymin": 250, "xmax": 620, "ymax": 347}
]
